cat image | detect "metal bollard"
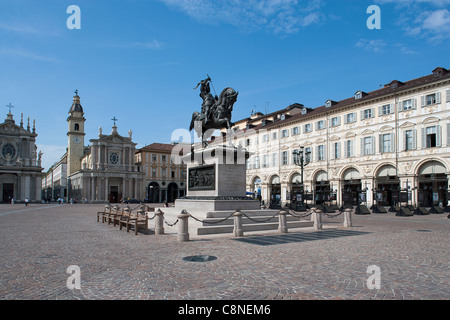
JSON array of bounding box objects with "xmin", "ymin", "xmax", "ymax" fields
[
  {"xmin": 155, "ymin": 209, "xmax": 165, "ymax": 235},
  {"xmin": 233, "ymin": 210, "xmax": 244, "ymax": 237},
  {"xmin": 343, "ymin": 209, "xmax": 353, "ymax": 227},
  {"xmin": 177, "ymin": 210, "xmax": 190, "ymax": 242},
  {"xmin": 278, "ymin": 210, "xmax": 288, "ymax": 234},
  {"xmin": 313, "ymin": 209, "xmax": 323, "ymax": 231}
]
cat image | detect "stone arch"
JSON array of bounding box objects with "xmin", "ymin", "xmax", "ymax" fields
[
  {"xmin": 373, "ymin": 162, "xmax": 397, "ymax": 177},
  {"xmin": 340, "ymin": 166, "xmax": 362, "ymax": 181},
  {"xmin": 414, "ymin": 158, "xmax": 448, "ymax": 176},
  {"xmin": 288, "ymin": 171, "xmax": 301, "ymax": 183}
]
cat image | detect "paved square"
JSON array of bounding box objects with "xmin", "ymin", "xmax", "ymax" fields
[{"xmin": 0, "ymin": 203, "xmax": 448, "ymax": 300}]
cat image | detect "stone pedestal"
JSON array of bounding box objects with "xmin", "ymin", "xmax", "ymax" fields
[{"xmin": 175, "ymin": 145, "xmax": 260, "ymax": 211}]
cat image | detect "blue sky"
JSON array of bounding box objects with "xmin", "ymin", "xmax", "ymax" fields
[{"xmin": 0, "ymin": 0, "xmax": 449, "ymax": 171}]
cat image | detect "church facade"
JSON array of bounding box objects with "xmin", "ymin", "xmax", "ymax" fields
[
  {"xmin": 0, "ymin": 108, "xmax": 43, "ymax": 203},
  {"xmin": 48, "ymin": 92, "xmax": 145, "ymax": 203}
]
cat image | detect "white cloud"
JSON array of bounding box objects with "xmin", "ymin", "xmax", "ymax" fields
[
  {"xmin": 356, "ymin": 39, "xmax": 387, "ymax": 54},
  {"xmin": 158, "ymin": 0, "xmax": 324, "ymax": 35},
  {"xmin": 0, "ymin": 48, "xmax": 59, "ymax": 62},
  {"xmin": 405, "ymin": 9, "xmax": 450, "ymax": 43},
  {"xmin": 104, "ymin": 40, "xmax": 165, "ymax": 49},
  {"xmin": 0, "ymin": 23, "xmax": 38, "ymax": 34},
  {"xmin": 375, "ymin": 0, "xmax": 450, "ymax": 44}
]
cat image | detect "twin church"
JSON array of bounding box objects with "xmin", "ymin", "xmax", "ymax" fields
[{"xmin": 43, "ymin": 91, "xmax": 145, "ymax": 203}]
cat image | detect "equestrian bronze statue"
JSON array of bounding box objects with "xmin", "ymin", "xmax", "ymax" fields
[{"xmin": 189, "ymin": 76, "xmax": 238, "ymax": 146}]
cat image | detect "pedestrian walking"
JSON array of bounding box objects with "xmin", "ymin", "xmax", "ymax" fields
[{"xmin": 25, "ymin": 197, "xmax": 29, "ymax": 206}]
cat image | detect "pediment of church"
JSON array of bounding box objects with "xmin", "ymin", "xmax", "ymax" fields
[
  {"xmin": 96, "ymin": 133, "xmax": 134, "ymax": 145},
  {"xmin": 0, "ymin": 122, "xmax": 35, "ymax": 137}
]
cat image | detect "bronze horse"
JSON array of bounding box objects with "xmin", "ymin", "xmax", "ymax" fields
[{"xmin": 190, "ymin": 86, "xmax": 238, "ymax": 146}]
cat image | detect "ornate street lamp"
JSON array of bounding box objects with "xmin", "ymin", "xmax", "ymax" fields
[{"xmin": 292, "ymin": 147, "xmax": 311, "ymax": 206}]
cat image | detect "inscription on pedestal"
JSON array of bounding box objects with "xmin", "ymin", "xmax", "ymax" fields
[{"xmin": 188, "ymin": 165, "xmax": 215, "ymax": 191}]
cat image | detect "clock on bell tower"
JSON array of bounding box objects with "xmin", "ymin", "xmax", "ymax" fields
[{"xmin": 67, "ymin": 90, "xmax": 86, "ymax": 176}]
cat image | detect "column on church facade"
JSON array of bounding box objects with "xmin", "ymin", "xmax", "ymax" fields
[
  {"xmin": 24, "ymin": 175, "xmax": 31, "ymax": 200},
  {"xmin": 122, "ymin": 177, "xmax": 126, "ymax": 199},
  {"xmin": 35, "ymin": 175, "xmax": 41, "ymax": 201},
  {"xmin": 105, "ymin": 177, "xmax": 109, "ymax": 202},
  {"xmin": 91, "ymin": 176, "xmax": 95, "ymax": 201},
  {"xmin": 104, "ymin": 145, "xmax": 108, "ymax": 169},
  {"xmin": 92, "ymin": 143, "xmax": 98, "ymax": 169}
]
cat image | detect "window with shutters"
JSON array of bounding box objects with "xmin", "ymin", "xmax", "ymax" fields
[
  {"xmin": 272, "ymin": 132, "xmax": 277, "ymax": 140},
  {"xmin": 316, "ymin": 120, "xmax": 325, "ymax": 130},
  {"xmin": 401, "ymin": 99, "xmax": 415, "ymax": 111},
  {"xmin": 422, "ymin": 125, "xmax": 441, "ymax": 149},
  {"xmin": 380, "ymin": 133, "xmax": 393, "ymax": 153},
  {"xmin": 254, "ymin": 156, "xmax": 260, "ymax": 169},
  {"xmin": 305, "ymin": 147, "xmax": 312, "ymax": 163},
  {"xmin": 331, "ymin": 116, "xmax": 341, "ymax": 127},
  {"xmin": 405, "ymin": 130, "xmax": 416, "ymax": 151},
  {"xmin": 317, "ymin": 145, "xmax": 325, "ymax": 161},
  {"xmin": 426, "ymin": 93, "xmax": 437, "ymax": 105},
  {"xmin": 345, "ymin": 140, "xmax": 354, "ymax": 157},
  {"xmin": 421, "ymin": 92, "xmax": 441, "ymax": 107},
  {"xmin": 345, "ymin": 112, "xmax": 356, "ymax": 124},
  {"xmin": 380, "ymin": 104, "xmax": 392, "ymax": 116},
  {"xmin": 282, "ymin": 151, "xmax": 289, "ymax": 166},
  {"xmin": 281, "ymin": 129, "xmax": 289, "ymax": 138},
  {"xmin": 304, "ymin": 123, "xmax": 312, "ymax": 133},
  {"xmin": 362, "ymin": 108, "xmax": 374, "ymax": 119},
  {"xmin": 262, "ymin": 155, "xmax": 269, "ymax": 168},
  {"xmin": 362, "ymin": 136, "xmax": 375, "ymax": 155},
  {"xmin": 332, "ymin": 142, "xmax": 341, "ymax": 159},
  {"xmin": 292, "ymin": 127, "xmax": 299, "ymax": 135},
  {"xmin": 272, "ymin": 153, "xmax": 278, "ymax": 167},
  {"xmin": 426, "ymin": 126, "xmax": 437, "ymax": 148}
]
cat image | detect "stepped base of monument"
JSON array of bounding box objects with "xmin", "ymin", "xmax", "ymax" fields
[
  {"xmin": 175, "ymin": 197, "xmax": 261, "ymax": 211},
  {"xmin": 151, "ymin": 206, "xmax": 314, "ymax": 236}
]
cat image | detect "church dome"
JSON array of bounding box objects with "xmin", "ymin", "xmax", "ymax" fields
[{"xmin": 69, "ymin": 90, "xmax": 83, "ymax": 113}]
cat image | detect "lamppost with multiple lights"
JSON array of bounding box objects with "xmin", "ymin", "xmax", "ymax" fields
[{"xmin": 292, "ymin": 147, "xmax": 311, "ymax": 207}]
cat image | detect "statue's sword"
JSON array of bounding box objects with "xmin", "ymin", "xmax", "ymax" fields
[{"xmin": 207, "ymin": 74, "xmax": 217, "ymax": 96}]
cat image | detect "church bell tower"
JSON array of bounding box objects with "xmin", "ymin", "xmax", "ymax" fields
[{"xmin": 67, "ymin": 90, "xmax": 86, "ymax": 176}]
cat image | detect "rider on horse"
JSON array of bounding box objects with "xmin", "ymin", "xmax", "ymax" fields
[{"xmin": 194, "ymin": 76, "xmax": 218, "ymax": 125}]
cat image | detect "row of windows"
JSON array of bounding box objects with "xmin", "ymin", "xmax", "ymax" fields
[
  {"xmin": 143, "ymin": 153, "xmax": 178, "ymax": 164},
  {"xmin": 247, "ymin": 125, "xmax": 446, "ymax": 168},
  {"xmin": 145, "ymin": 166, "xmax": 182, "ymax": 179},
  {"xmin": 242, "ymin": 90, "xmax": 448, "ymax": 146}
]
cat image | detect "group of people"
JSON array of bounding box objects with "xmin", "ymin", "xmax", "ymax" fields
[{"xmin": 9, "ymin": 197, "xmax": 29, "ymax": 206}]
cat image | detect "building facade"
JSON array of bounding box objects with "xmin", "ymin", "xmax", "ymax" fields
[
  {"xmin": 43, "ymin": 92, "xmax": 145, "ymax": 203},
  {"xmin": 41, "ymin": 154, "xmax": 67, "ymax": 202},
  {"xmin": 223, "ymin": 67, "xmax": 450, "ymax": 208},
  {"xmin": 0, "ymin": 109, "xmax": 43, "ymax": 203},
  {"xmin": 135, "ymin": 143, "xmax": 187, "ymax": 203}
]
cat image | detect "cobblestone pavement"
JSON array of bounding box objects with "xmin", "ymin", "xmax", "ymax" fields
[{"xmin": 0, "ymin": 203, "xmax": 448, "ymax": 300}]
